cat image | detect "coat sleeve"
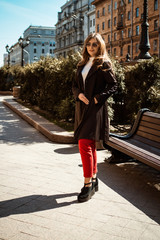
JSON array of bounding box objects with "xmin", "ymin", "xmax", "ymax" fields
[
  {"xmin": 94, "ymin": 62, "xmax": 117, "ymax": 104},
  {"xmin": 72, "ymin": 72, "xmax": 81, "ymax": 101}
]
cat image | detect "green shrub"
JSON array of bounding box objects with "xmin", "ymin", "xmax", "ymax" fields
[
  {"xmin": 2, "ymin": 53, "xmax": 159, "ymax": 128},
  {"xmin": 124, "ymin": 58, "xmax": 160, "ymax": 122},
  {"xmin": 0, "ymin": 65, "xmax": 23, "ymax": 91}
]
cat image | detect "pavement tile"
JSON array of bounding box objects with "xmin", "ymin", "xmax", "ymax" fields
[
  {"xmin": 140, "ymin": 224, "xmax": 160, "ymax": 240},
  {"xmin": 9, "ymin": 232, "xmax": 39, "ymax": 240}
]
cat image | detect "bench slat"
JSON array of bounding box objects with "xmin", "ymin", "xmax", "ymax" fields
[
  {"xmin": 138, "ymin": 126, "xmax": 160, "ymax": 137},
  {"xmin": 133, "ymin": 135, "xmax": 160, "ymax": 149},
  {"xmin": 108, "ymin": 137, "xmax": 160, "ymax": 161},
  {"xmin": 128, "ymin": 138, "xmax": 160, "ymax": 155},
  {"xmin": 107, "ymin": 137, "xmax": 160, "ymax": 171},
  {"xmin": 140, "ymin": 120, "xmax": 160, "ymax": 131},
  {"xmin": 141, "ymin": 115, "xmax": 160, "ymax": 125},
  {"xmin": 137, "ymin": 130, "xmax": 160, "ymax": 143},
  {"xmin": 144, "ymin": 111, "xmax": 160, "ymax": 119}
]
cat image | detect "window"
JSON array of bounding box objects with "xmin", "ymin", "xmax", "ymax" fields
[
  {"xmin": 154, "ymin": 0, "xmax": 158, "ymax": 10},
  {"xmin": 90, "ymin": 20, "xmax": 92, "ymax": 27},
  {"xmin": 121, "ymin": 30, "xmax": 124, "ymax": 39},
  {"xmin": 108, "ymin": 35, "xmax": 110, "ymax": 43},
  {"xmin": 93, "ymin": 19, "xmax": 95, "ymax": 26},
  {"xmin": 136, "ymin": 8, "xmax": 139, "ymax": 17},
  {"xmin": 114, "ymin": 2, "xmax": 117, "ymax": 9},
  {"xmin": 97, "ymin": 24, "xmax": 99, "ymax": 32},
  {"xmin": 114, "ymin": 17, "xmax": 116, "ymax": 26},
  {"xmin": 128, "ymin": 11, "xmax": 131, "ymax": 20},
  {"xmin": 108, "ymin": 49, "xmax": 110, "ymax": 55},
  {"xmin": 34, "ymin": 42, "xmax": 36, "ymax": 46},
  {"xmin": 53, "ymin": 42, "xmax": 55, "ymax": 47},
  {"xmin": 135, "ymin": 43, "xmax": 139, "ymax": 53},
  {"xmin": 120, "ymin": 47, "xmax": 123, "ymax": 56},
  {"xmin": 34, "ymin": 48, "xmax": 36, "ymax": 53},
  {"xmin": 42, "ymin": 42, "xmax": 44, "ymax": 46},
  {"xmin": 97, "ymin": 10, "xmax": 99, "ymax": 18},
  {"xmin": 136, "ymin": 25, "xmax": 139, "ymax": 35},
  {"xmin": 128, "ymin": 28, "xmax": 131, "ymax": 37},
  {"xmin": 50, "ymin": 42, "xmax": 52, "ymax": 46},
  {"xmin": 121, "ymin": 14, "xmax": 124, "ymax": 23},
  {"xmin": 114, "ymin": 48, "xmax": 116, "ymax": 56},
  {"xmin": 108, "ymin": 5, "xmax": 111, "ymax": 13},
  {"xmin": 102, "ymin": 7, "xmax": 105, "ymax": 16},
  {"xmin": 108, "ymin": 19, "xmax": 111, "ymax": 28},
  {"xmin": 114, "ymin": 32, "xmax": 117, "ymax": 41},
  {"xmin": 153, "ymin": 40, "xmax": 158, "ymax": 51},
  {"xmin": 154, "ymin": 19, "xmax": 158, "ymax": 31},
  {"xmin": 50, "ymin": 49, "xmax": 52, "ymax": 54},
  {"xmin": 128, "ymin": 0, "xmax": 131, "ymax": 3},
  {"xmin": 42, "ymin": 49, "xmax": 45, "ymax": 54},
  {"xmin": 102, "ymin": 22, "xmax": 105, "ymax": 30},
  {"xmin": 121, "ymin": 0, "xmax": 124, "ymax": 6},
  {"xmin": 128, "ymin": 45, "xmax": 131, "ymax": 54}
]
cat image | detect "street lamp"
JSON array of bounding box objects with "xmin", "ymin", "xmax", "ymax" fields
[
  {"xmin": 138, "ymin": 0, "xmax": 151, "ymax": 59},
  {"xmin": 5, "ymin": 44, "xmax": 11, "ymax": 67},
  {"xmin": 18, "ymin": 36, "xmax": 30, "ymax": 66}
]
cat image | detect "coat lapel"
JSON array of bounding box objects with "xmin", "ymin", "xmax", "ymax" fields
[{"xmin": 85, "ymin": 62, "xmax": 98, "ymax": 80}]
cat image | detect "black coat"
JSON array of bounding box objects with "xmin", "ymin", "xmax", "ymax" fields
[{"xmin": 72, "ymin": 61, "xmax": 117, "ymax": 142}]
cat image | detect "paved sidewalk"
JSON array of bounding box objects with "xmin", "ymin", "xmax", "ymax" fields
[{"xmin": 0, "ymin": 96, "xmax": 160, "ymax": 240}]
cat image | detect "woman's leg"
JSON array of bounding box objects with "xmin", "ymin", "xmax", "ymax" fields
[
  {"xmin": 78, "ymin": 139, "xmax": 97, "ymax": 184},
  {"xmin": 91, "ymin": 140, "xmax": 97, "ymax": 177}
]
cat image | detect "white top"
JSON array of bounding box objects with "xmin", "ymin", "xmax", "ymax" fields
[{"xmin": 81, "ymin": 57, "xmax": 94, "ymax": 87}]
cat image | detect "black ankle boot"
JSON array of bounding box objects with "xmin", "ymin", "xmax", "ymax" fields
[
  {"xmin": 92, "ymin": 177, "xmax": 99, "ymax": 192},
  {"xmin": 78, "ymin": 182, "xmax": 95, "ymax": 203}
]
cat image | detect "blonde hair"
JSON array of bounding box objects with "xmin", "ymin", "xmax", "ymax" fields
[{"xmin": 78, "ymin": 33, "xmax": 111, "ymax": 68}]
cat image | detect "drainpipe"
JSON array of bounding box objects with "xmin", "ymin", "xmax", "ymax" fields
[
  {"xmin": 111, "ymin": 0, "xmax": 113, "ymax": 54},
  {"xmin": 159, "ymin": 0, "xmax": 160, "ymax": 58},
  {"xmin": 131, "ymin": 0, "xmax": 133, "ymax": 60}
]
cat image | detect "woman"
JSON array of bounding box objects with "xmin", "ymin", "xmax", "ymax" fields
[{"xmin": 72, "ymin": 33, "xmax": 117, "ymax": 202}]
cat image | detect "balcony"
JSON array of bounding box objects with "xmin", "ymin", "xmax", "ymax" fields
[{"xmin": 117, "ymin": 22, "xmax": 124, "ymax": 30}]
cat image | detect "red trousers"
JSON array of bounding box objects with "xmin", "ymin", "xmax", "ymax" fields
[{"xmin": 78, "ymin": 139, "xmax": 97, "ymax": 178}]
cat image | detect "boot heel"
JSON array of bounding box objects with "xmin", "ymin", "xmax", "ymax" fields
[
  {"xmin": 95, "ymin": 185, "xmax": 99, "ymax": 192},
  {"xmin": 92, "ymin": 177, "xmax": 99, "ymax": 192}
]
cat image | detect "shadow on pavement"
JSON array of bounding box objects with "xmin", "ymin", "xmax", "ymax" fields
[
  {"xmin": 54, "ymin": 145, "xmax": 79, "ymax": 154},
  {"xmin": 97, "ymin": 159, "xmax": 160, "ymax": 225},
  {"xmin": 0, "ymin": 193, "xmax": 78, "ymax": 218}
]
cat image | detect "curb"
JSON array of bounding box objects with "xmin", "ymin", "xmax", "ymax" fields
[
  {"xmin": 3, "ymin": 98, "xmax": 75, "ymax": 144},
  {"xmin": 0, "ymin": 91, "xmax": 13, "ymax": 95}
]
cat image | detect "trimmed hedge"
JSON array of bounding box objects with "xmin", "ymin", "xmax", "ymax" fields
[
  {"xmin": 0, "ymin": 54, "xmax": 159, "ymax": 125},
  {"xmin": 123, "ymin": 58, "xmax": 160, "ymax": 122}
]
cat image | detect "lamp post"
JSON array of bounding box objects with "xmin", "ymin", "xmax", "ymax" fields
[
  {"xmin": 5, "ymin": 44, "xmax": 11, "ymax": 67},
  {"xmin": 18, "ymin": 36, "xmax": 30, "ymax": 67},
  {"xmin": 138, "ymin": 0, "xmax": 151, "ymax": 59}
]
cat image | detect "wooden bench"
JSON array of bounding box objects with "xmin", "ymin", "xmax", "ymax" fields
[{"xmin": 103, "ymin": 108, "xmax": 160, "ymax": 171}]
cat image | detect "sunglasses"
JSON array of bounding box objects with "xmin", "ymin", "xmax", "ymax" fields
[{"xmin": 86, "ymin": 42, "xmax": 99, "ymax": 48}]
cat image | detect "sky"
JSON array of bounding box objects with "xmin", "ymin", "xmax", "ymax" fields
[{"xmin": 0, "ymin": 0, "xmax": 68, "ymax": 67}]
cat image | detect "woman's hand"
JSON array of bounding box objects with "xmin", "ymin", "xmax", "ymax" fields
[
  {"xmin": 78, "ymin": 93, "xmax": 89, "ymax": 105},
  {"xmin": 94, "ymin": 97, "xmax": 98, "ymax": 104}
]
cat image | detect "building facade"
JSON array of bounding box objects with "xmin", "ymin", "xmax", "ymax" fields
[
  {"xmin": 8, "ymin": 25, "xmax": 56, "ymax": 66},
  {"xmin": 55, "ymin": 0, "xmax": 95, "ymax": 57},
  {"xmin": 23, "ymin": 26, "xmax": 56, "ymax": 64},
  {"xmin": 92, "ymin": 0, "xmax": 160, "ymax": 61}
]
